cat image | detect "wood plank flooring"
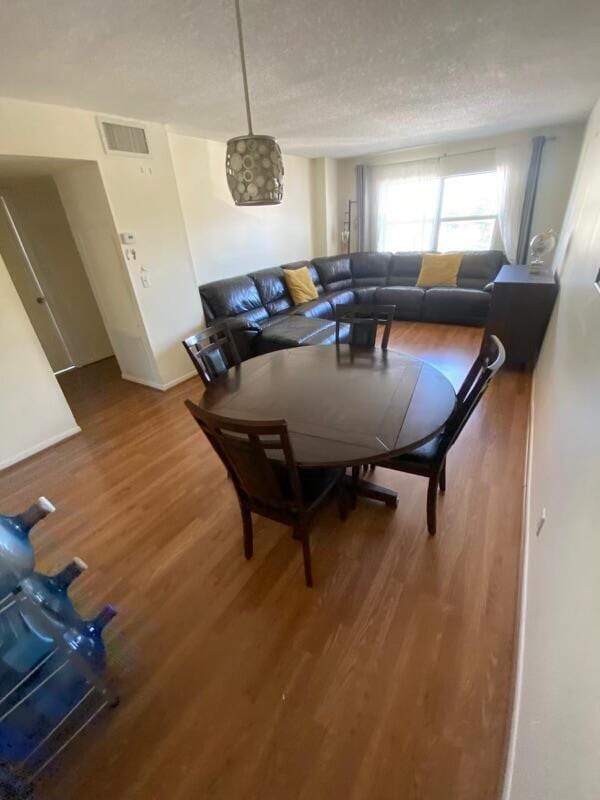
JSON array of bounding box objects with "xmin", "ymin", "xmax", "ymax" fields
[{"xmin": 0, "ymin": 322, "xmax": 530, "ymax": 800}]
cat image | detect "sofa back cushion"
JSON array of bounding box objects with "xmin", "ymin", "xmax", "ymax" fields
[
  {"xmin": 456, "ymin": 250, "xmax": 506, "ymax": 289},
  {"xmin": 281, "ymin": 260, "xmax": 324, "ymax": 295},
  {"xmin": 248, "ymin": 267, "xmax": 294, "ymax": 316},
  {"xmin": 387, "ymin": 253, "xmax": 426, "ymax": 286},
  {"xmin": 350, "ymin": 252, "xmax": 391, "ymax": 286},
  {"xmin": 312, "ymin": 255, "xmax": 352, "ymax": 291},
  {"xmin": 199, "ymin": 275, "xmax": 269, "ymax": 323}
]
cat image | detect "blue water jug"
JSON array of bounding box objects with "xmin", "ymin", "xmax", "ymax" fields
[
  {"xmin": 0, "ymin": 605, "xmax": 117, "ymax": 763},
  {"xmin": 0, "ymin": 499, "xmax": 55, "ymax": 601},
  {"xmin": 32, "ymin": 606, "xmax": 117, "ymax": 723},
  {"xmin": 1, "ymin": 559, "xmax": 88, "ymax": 678}
]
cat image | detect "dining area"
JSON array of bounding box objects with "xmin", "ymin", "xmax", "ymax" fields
[
  {"xmin": 3, "ymin": 312, "xmax": 527, "ymax": 800},
  {"xmin": 183, "ymin": 306, "xmax": 505, "ymax": 586}
]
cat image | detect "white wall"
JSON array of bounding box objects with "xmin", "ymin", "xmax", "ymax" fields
[
  {"xmin": 168, "ymin": 133, "xmax": 315, "ymax": 285},
  {"xmin": 3, "ymin": 177, "xmax": 113, "ymax": 368},
  {"xmin": 0, "ymin": 96, "xmax": 202, "ymax": 388},
  {"xmin": 0, "ymin": 252, "xmax": 79, "ymax": 469},
  {"xmin": 504, "ymin": 101, "xmax": 600, "ymax": 800},
  {"xmin": 336, "ymin": 122, "xmax": 584, "ymax": 262},
  {"xmin": 55, "ymin": 162, "xmax": 160, "ymax": 384}
]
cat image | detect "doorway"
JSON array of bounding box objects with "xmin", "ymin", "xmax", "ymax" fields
[
  {"xmin": 0, "ymin": 195, "xmax": 75, "ymax": 374},
  {"xmin": 0, "ymin": 161, "xmax": 115, "ymax": 393}
]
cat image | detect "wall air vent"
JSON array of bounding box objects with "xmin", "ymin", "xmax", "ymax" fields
[{"xmin": 97, "ymin": 117, "xmax": 151, "ymax": 157}]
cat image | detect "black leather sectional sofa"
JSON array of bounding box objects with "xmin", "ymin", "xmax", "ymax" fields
[{"xmin": 198, "ymin": 250, "xmax": 506, "ymax": 360}]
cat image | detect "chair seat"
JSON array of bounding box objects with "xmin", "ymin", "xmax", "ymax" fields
[
  {"xmin": 387, "ymin": 434, "xmax": 443, "ymax": 466},
  {"xmin": 271, "ymin": 463, "xmax": 343, "ymax": 507},
  {"xmin": 299, "ymin": 467, "xmax": 345, "ymax": 506}
]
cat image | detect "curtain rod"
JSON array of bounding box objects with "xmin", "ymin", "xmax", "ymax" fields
[{"xmin": 363, "ymin": 136, "xmax": 557, "ymax": 168}]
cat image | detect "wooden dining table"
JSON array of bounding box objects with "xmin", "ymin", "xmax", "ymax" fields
[{"xmin": 197, "ymin": 344, "xmax": 457, "ymax": 507}]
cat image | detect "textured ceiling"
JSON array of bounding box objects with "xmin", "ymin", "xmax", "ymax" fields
[{"xmin": 0, "ymin": 0, "xmax": 599, "ymax": 157}]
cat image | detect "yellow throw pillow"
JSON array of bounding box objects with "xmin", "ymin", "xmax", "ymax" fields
[
  {"xmin": 416, "ymin": 253, "xmax": 463, "ymax": 288},
  {"xmin": 283, "ymin": 266, "xmax": 318, "ymax": 304}
]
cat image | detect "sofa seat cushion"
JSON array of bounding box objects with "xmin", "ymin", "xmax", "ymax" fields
[
  {"xmin": 374, "ymin": 286, "xmax": 425, "ymax": 320},
  {"xmin": 388, "ymin": 434, "xmax": 443, "ymax": 466},
  {"xmin": 200, "ymin": 275, "xmax": 268, "ymax": 321},
  {"xmin": 289, "ymin": 297, "xmax": 334, "ymax": 319},
  {"xmin": 423, "ymin": 287, "xmax": 491, "ymax": 325},
  {"xmin": 353, "ymin": 286, "xmax": 378, "ymax": 304},
  {"xmin": 256, "ymin": 316, "xmax": 340, "ymax": 354},
  {"xmin": 248, "ymin": 267, "xmax": 293, "ymax": 317},
  {"xmin": 312, "ymin": 255, "xmax": 352, "ymax": 292},
  {"xmin": 326, "ymin": 289, "xmax": 355, "ymax": 309},
  {"xmin": 350, "ymin": 252, "xmax": 391, "ymax": 286}
]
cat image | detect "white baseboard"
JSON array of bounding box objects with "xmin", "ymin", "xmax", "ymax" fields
[
  {"xmin": 0, "ymin": 425, "xmax": 81, "ymax": 471},
  {"xmin": 121, "ymin": 370, "xmax": 197, "ymax": 392},
  {"xmin": 501, "ymin": 377, "xmax": 536, "ymax": 800}
]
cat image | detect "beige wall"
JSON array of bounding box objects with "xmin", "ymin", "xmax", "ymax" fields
[
  {"xmin": 55, "ymin": 162, "xmax": 161, "ymax": 384},
  {"xmin": 168, "ymin": 133, "xmax": 315, "ymax": 285},
  {"xmin": 3, "ymin": 177, "xmax": 113, "ymax": 368},
  {"xmin": 0, "ymin": 96, "xmax": 202, "ymax": 389},
  {"xmin": 310, "ymin": 157, "xmax": 340, "ymax": 258},
  {"xmin": 0, "ymin": 251, "xmax": 79, "ymax": 469},
  {"xmin": 504, "ymin": 101, "xmax": 600, "ymax": 799},
  {"xmin": 336, "ymin": 122, "xmax": 584, "ymax": 263}
]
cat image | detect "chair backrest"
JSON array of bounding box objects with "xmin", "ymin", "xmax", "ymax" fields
[
  {"xmin": 184, "ymin": 401, "xmax": 304, "ymax": 512},
  {"xmin": 335, "ymin": 304, "xmax": 395, "ymax": 349},
  {"xmin": 183, "ymin": 321, "xmax": 241, "ymax": 387},
  {"xmin": 439, "ymin": 335, "xmax": 505, "ymax": 455}
]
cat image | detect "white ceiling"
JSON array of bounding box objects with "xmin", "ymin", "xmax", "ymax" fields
[{"xmin": 0, "ymin": 0, "xmax": 599, "ymax": 158}]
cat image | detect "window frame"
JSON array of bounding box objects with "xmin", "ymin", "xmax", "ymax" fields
[{"xmin": 432, "ymin": 170, "xmax": 499, "ymax": 252}]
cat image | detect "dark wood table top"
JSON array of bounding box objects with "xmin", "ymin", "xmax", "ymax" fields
[{"xmin": 198, "ymin": 345, "xmax": 456, "ymax": 468}]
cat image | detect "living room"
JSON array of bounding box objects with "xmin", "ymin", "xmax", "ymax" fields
[{"xmin": 0, "ymin": 1, "xmax": 599, "ymax": 798}]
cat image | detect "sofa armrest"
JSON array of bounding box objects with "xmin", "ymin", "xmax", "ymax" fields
[{"xmin": 483, "ymin": 282, "xmax": 494, "ymax": 293}]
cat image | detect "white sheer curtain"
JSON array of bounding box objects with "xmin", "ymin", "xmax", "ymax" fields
[
  {"xmin": 495, "ymin": 142, "xmax": 531, "ymax": 262},
  {"xmin": 367, "ymin": 159, "xmax": 440, "ymax": 251}
]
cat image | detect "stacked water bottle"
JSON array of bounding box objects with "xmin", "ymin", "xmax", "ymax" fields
[{"xmin": 0, "ymin": 497, "xmax": 117, "ymax": 785}]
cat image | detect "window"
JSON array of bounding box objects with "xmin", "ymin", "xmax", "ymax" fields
[
  {"xmin": 374, "ymin": 162, "xmax": 440, "ymax": 253},
  {"xmin": 436, "ymin": 172, "xmax": 499, "ymax": 252},
  {"xmin": 374, "ymin": 166, "xmax": 499, "ymax": 253}
]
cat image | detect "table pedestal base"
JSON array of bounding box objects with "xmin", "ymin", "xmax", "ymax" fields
[{"xmin": 345, "ymin": 473, "xmax": 399, "ymax": 509}]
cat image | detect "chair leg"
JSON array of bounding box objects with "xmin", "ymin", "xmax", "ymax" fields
[
  {"xmin": 426, "ymin": 477, "xmax": 438, "ymax": 536},
  {"xmin": 336, "ymin": 483, "xmax": 349, "ymax": 521},
  {"xmin": 240, "ymin": 503, "xmax": 253, "ymax": 559},
  {"xmin": 439, "ymin": 461, "xmax": 446, "ymax": 493},
  {"xmin": 295, "ymin": 523, "xmax": 313, "ymax": 587},
  {"xmin": 350, "ymin": 466, "xmax": 359, "ymax": 510}
]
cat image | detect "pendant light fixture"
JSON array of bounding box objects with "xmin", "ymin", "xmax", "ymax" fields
[{"xmin": 226, "ymin": 0, "xmax": 284, "ymax": 206}]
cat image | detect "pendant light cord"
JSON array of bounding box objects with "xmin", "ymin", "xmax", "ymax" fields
[{"xmin": 235, "ymin": 0, "xmax": 253, "ymax": 135}]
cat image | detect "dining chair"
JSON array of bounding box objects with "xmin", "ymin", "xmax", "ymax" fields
[
  {"xmin": 335, "ymin": 304, "xmax": 396, "ymax": 349},
  {"xmin": 184, "ymin": 401, "xmax": 347, "ymax": 586},
  {"xmin": 374, "ymin": 334, "xmax": 506, "ymax": 535},
  {"xmin": 183, "ymin": 321, "xmax": 241, "ymax": 387}
]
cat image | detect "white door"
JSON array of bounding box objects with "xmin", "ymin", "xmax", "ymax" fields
[{"xmin": 0, "ymin": 196, "xmax": 73, "ymax": 373}]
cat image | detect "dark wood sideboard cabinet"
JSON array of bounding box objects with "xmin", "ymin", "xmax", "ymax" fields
[{"xmin": 484, "ymin": 264, "xmax": 558, "ymax": 368}]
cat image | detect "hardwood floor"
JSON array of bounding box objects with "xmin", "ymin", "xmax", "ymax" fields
[{"xmin": 0, "ymin": 322, "xmax": 530, "ymax": 800}]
